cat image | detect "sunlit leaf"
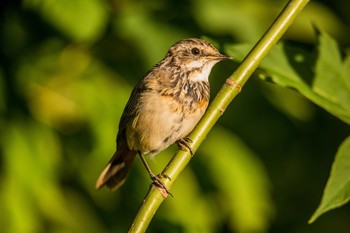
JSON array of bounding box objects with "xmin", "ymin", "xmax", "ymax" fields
[
  {"xmin": 225, "ymin": 32, "xmax": 350, "ymax": 124},
  {"xmin": 309, "ymin": 136, "xmax": 350, "ymax": 223}
]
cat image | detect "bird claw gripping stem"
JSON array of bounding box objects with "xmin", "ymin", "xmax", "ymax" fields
[
  {"xmin": 177, "ymin": 137, "xmax": 194, "ymax": 156},
  {"xmin": 151, "ymin": 173, "xmax": 173, "ymax": 198},
  {"xmin": 139, "ymin": 152, "xmax": 172, "ymax": 197}
]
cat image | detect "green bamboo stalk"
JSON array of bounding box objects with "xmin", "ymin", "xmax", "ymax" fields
[{"xmin": 128, "ymin": 0, "xmax": 310, "ymax": 232}]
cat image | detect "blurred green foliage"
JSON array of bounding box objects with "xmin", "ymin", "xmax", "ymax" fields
[{"xmin": 1, "ymin": 0, "xmax": 350, "ymax": 233}]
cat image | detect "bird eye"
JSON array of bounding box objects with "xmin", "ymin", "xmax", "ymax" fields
[{"xmin": 191, "ymin": 48, "xmax": 200, "ymax": 55}]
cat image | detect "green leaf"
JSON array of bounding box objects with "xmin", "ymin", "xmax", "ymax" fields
[
  {"xmin": 225, "ymin": 32, "xmax": 350, "ymax": 124},
  {"xmin": 309, "ymin": 136, "xmax": 350, "ymax": 223}
]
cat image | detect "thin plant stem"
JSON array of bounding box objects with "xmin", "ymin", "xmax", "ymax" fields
[{"xmin": 128, "ymin": 0, "xmax": 310, "ymax": 232}]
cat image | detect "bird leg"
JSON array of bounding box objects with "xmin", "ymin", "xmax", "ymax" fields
[
  {"xmin": 177, "ymin": 137, "xmax": 194, "ymax": 155},
  {"xmin": 138, "ymin": 153, "xmax": 172, "ymax": 197}
]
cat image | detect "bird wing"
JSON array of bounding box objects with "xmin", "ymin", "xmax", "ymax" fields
[
  {"xmin": 117, "ymin": 78, "xmax": 144, "ymax": 143},
  {"xmin": 116, "ymin": 65, "xmax": 170, "ymax": 145}
]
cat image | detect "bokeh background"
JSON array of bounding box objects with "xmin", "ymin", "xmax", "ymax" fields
[{"xmin": 1, "ymin": 0, "xmax": 350, "ymax": 232}]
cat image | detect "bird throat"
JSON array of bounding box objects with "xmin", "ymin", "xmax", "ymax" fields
[{"xmin": 186, "ymin": 60, "xmax": 218, "ymax": 82}]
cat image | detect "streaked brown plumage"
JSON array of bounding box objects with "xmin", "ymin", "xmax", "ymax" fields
[{"xmin": 96, "ymin": 38, "xmax": 230, "ymax": 192}]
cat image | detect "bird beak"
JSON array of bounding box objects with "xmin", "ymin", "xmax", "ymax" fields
[
  {"xmin": 208, "ymin": 54, "xmax": 232, "ymax": 60},
  {"xmin": 218, "ymin": 54, "xmax": 232, "ymax": 60}
]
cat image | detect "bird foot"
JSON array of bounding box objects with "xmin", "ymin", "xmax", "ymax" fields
[
  {"xmin": 177, "ymin": 137, "xmax": 194, "ymax": 156},
  {"xmin": 150, "ymin": 173, "xmax": 172, "ymax": 198}
]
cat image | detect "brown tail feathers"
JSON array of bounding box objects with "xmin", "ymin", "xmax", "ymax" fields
[{"xmin": 95, "ymin": 145, "xmax": 137, "ymax": 191}]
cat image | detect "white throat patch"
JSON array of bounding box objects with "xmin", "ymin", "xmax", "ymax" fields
[{"xmin": 188, "ymin": 60, "xmax": 219, "ymax": 82}]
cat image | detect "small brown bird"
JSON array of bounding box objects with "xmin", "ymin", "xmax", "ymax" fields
[{"xmin": 96, "ymin": 38, "xmax": 230, "ymax": 193}]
